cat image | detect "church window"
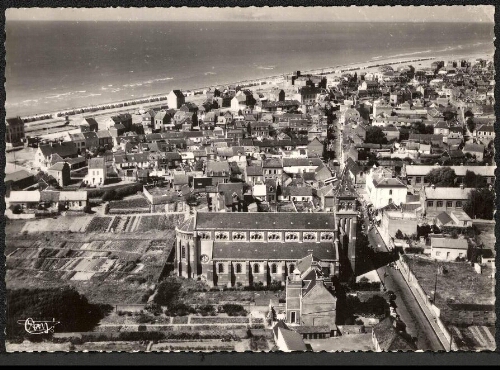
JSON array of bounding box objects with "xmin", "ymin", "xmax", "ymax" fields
[
  {"xmin": 253, "ymin": 264, "xmax": 260, "ymax": 274},
  {"xmin": 271, "ymin": 264, "xmax": 278, "ymax": 274},
  {"xmin": 181, "ymin": 245, "xmax": 186, "ymax": 259},
  {"xmin": 218, "ymin": 263, "xmax": 224, "ymax": 273},
  {"xmin": 236, "ymin": 263, "xmax": 242, "ymax": 274},
  {"xmin": 289, "ymin": 264, "xmax": 295, "ymax": 273}
]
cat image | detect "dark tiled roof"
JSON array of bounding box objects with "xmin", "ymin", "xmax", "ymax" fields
[
  {"xmin": 88, "ymin": 157, "xmax": 105, "ymax": 169},
  {"xmin": 196, "ymin": 212, "xmax": 336, "ymax": 231},
  {"xmin": 373, "ymin": 317, "xmax": 416, "ymax": 351},
  {"xmin": 39, "ymin": 142, "xmax": 78, "ymax": 158},
  {"xmin": 212, "ymin": 241, "xmax": 336, "ymax": 261},
  {"xmin": 5, "ymin": 170, "xmax": 33, "ymax": 183}
]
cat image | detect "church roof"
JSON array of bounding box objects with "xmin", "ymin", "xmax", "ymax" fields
[
  {"xmin": 212, "ymin": 242, "xmax": 337, "ymax": 261},
  {"xmin": 196, "ymin": 212, "xmax": 336, "ymax": 231}
]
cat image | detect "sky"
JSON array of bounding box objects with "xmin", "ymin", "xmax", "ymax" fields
[{"xmin": 6, "ymin": 6, "xmax": 495, "ymax": 23}]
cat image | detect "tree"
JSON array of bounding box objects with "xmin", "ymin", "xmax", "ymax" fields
[
  {"xmin": 246, "ymin": 122, "xmax": 252, "ymax": 136},
  {"xmin": 463, "ymin": 188, "xmax": 495, "ymax": 220},
  {"xmin": 102, "ymin": 189, "xmax": 117, "ymax": 202},
  {"xmin": 395, "ymin": 229, "xmax": 404, "ymax": 239},
  {"xmin": 365, "ymin": 126, "xmax": 388, "ymax": 145},
  {"xmin": 466, "ymin": 117, "xmax": 476, "ymax": 133},
  {"xmin": 7, "ymin": 287, "xmax": 110, "ymax": 339},
  {"xmin": 153, "ymin": 277, "xmax": 183, "ymax": 308},
  {"xmin": 426, "ymin": 167, "xmax": 456, "ymax": 187}
]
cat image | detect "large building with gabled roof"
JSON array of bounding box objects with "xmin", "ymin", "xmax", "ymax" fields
[{"xmin": 175, "ymin": 212, "xmax": 342, "ymax": 287}]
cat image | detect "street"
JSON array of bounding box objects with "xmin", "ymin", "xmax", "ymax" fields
[{"xmin": 361, "ymin": 206, "xmax": 444, "ymax": 351}]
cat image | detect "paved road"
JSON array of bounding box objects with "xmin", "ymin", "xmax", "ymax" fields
[{"xmin": 362, "ymin": 213, "xmax": 444, "ymax": 351}]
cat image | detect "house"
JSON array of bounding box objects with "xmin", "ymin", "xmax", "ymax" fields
[
  {"xmin": 430, "ymin": 237, "xmax": 468, "ymax": 261},
  {"xmin": 82, "ymin": 131, "xmax": 99, "ymax": 149},
  {"xmin": 173, "ymin": 174, "xmax": 189, "ymax": 191},
  {"xmin": 282, "ymin": 186, "xmax": 313, "ymax": 202},
  {"xmin": 420, "ymin": 185, "xmax": 472, "ymax": 214},
  {"xmin": 462, "ymin": 143, "xmax": 485, "ymax": 162},
  {"xmin": 272, "ymin": 321, "xmax": 308, "ymax": 352},
  {"xmin": 110, "ymin": 114, "xmax": 132, "ymax": 131},
  {"xmin": 295, "ymin": 86, "xmax": 322, "ymax": 105},
  {"xmin": 4, "ymin": 170, "xmax": 36, "ymax": 194},
  {"xmin": 433, "ymin": 121, "xmax": 450, "ymax": 135},
  {"xmin": 365, "ymin": 167, "xmax": 407, "ymax": 209},
  {"xmin": 213, "ymin": 182, "xmax": 245, "ymax": 212},
  {"xmin": 47, "ymin": 162, "xmax": 71, "ymax": 187},
  {"xmin": 85, "ymin": 157, "xmax": 107, "ymax": 186},
  {"xmin": 381, "ymin": 210, "xmax": 418, "ymax": 242},
  {"xmin": 6, "ymin": 190, "xmax": 41, "ymax": 210},
  {"xmin": 283, "ymin": 157, "xmax": 323, "ymax": 175},
  {"xmin": 192, "ymin": 177, "xmax": 213, "ymax": 192},
  {"xmin": 372, "ymin": 317, "xmax": 416, "ymax": 352},
  {"xmin": 153, "ymin": 110, "xmax": 171, "ymax": 131},
  {"xmin": 475, "ymin": 124, "xmax": 495, "ymax": 144},
  {"xmin": 307, "ymin": 137, "xmax": 323, "ymax": 158},
  {"xmin": 317, "ymin": 184, "xmax": 335, "ymax": 212},
  {"xmin": 381, "ymin": 125, "xmax": 400, "ymax": 141},
  {"xmin": 5, "ymin": 117, "xmax": 25, "ymax": 146},
  {"xmin": 262, "ymin": 158, "xmax": 283, "ymax": 184},
  {"xmin": 67, "ymin": 132, "xmax": 87, "ymax": 152},
  {"xmin": 206, "ymin": 161, "xmax": 230, "ymax": 185},
  {"xmin": 404, "ymin": 165, "xmax": 495, "ymax": 189},
  {"xmin": 168, "ymin": 90, "xmax": 186, "ymax": 109},
  {"xmin": 285, "ymin": 254, "xmax": 337, "ymax": 330},
  {"xmin": 35, "ymin": 142, "xmax": 79, "ymax": 171},
  {"xmin": 231, "ymin": 91, "xmax": 255, "ymax": 112},
  {"xmin": 345, "ymin": 158, "xmax": 367, "ymax": 185},
  {"xmin": 96, "ymin": 130, "xmax": 113, "ymax": 148},
  {"xmin": 435, "ymin": 209, "xmax": 472, "ymax": 228},
  {"xmin": 58, "ymin": 191, "xmax": 88, "ymax": 211},
  {"xmin": 245, "ymin": 165, "xmax": 264, "ymax": 185},
  {"xmin": 180, "ymin": 102, "xmax": 199, "ymax": 114},
  {"xmin": 77, "ymin": 117, "xmax": 98, "ymax": 132}
]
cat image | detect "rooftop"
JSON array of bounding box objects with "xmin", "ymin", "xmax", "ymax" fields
[{"xmin": 196, "ymin": 212, "xmax": 336, "ymax": 231}]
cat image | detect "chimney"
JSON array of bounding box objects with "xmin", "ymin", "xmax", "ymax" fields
[
  {"xmin": 460, "ymin": 183, "xmax": 464, "ymax": 190},
  {"xmin": 431, "ymin": 184, "xmax": 435, "ymax": 189}
]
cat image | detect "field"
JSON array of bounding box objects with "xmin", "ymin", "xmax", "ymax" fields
[
  {"xmin": 11, "ymin": 213, "xmax": 184, "ymax": 235},
  {"xmin": 405, "ymin": 254, "xmax": 495, "ymax": 350},
  {"xmin": 5, "ymin": 214, "xmax": 181, "ymax": 305}
]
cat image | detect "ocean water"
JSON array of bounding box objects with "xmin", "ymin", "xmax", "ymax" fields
[{"xmin": 5, "ymin": 21, "xmax": 494, "ymax": 117}]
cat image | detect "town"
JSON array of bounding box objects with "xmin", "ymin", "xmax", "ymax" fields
[{"xmin": 5, "ymin": 56, "xmax": 495, "ymax": 352}]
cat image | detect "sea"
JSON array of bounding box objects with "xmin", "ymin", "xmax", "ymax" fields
[{"xmin": 4, "ymin": 21, "xmax": 495, "ymax": 117}]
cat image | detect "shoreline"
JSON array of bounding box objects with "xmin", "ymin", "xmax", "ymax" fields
[{"xmin": 15, "ymin": 51, "xmax": 492, "ymax": 125}]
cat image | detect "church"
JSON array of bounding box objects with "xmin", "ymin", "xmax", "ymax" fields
[{"xmin": 174, "ymin": 181, "xmax": 358, "ymax": 286}]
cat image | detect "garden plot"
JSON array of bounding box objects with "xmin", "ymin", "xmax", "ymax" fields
[
  {"xmin": 86, "ymin": 217, "xmax": 113, "ymax": 233},
  {"xmin": 71, "ymin": 272, "xmax": 96, "ymax": 281},
  {"xmin": 136, "ymin": 214, "xmax": 184, "ymax": 232}
]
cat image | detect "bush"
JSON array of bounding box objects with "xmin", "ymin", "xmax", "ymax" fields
[
  {"xmin": 136, "ymin": 313, "xmax": 154, "ymax": 324},
  {"xmin": 10, "ymin": 204, "xmax": 23, "ymax": 214},
  {"xmin": 222, "ymin": 304, "xmax": 247, "ymax": 317},
  {"xmin": 145, "ymin": 302, "xmax": 162, "ymax": 315},
  {"xmin": 102, "ymin": 189, "xmax": 117, "ymax": 202}
]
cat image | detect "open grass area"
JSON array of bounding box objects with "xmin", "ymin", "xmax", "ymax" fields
[{"xmin": 405, "ymin": 255, "xmax": 495, "ymax": 327}]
